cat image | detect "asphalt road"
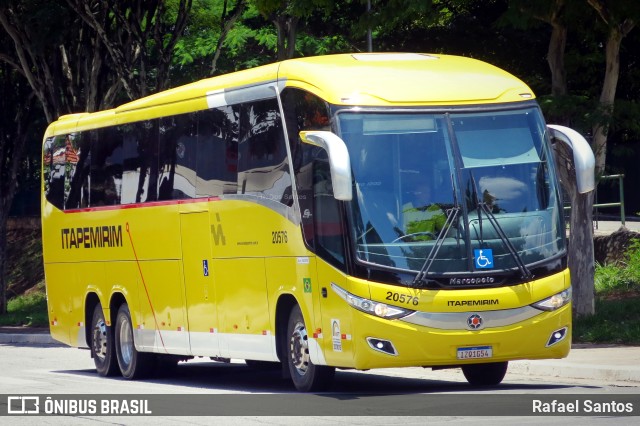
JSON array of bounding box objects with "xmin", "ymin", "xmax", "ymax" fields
[{"xmin": 0, "ymin": 343, "xmax": 638, "ymax": 425}]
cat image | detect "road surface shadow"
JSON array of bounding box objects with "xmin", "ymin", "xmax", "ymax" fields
[{"xmin": 56, "ymin": 359, "xmax": 599, "ymax": 395}]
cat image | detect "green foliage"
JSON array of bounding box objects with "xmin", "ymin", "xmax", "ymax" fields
[
  {"xmin": 594, "ymin": 239, "xmax": 640, "ymax": 295},
  {"xmin": 573, "ymin": 297, "xmax": 640, "ymax": 345},
  {"xmin": 0, "ymin": 282, "xmax": 48, "ymax": 327},
  {"xmin": 575, "ymin": 239, "xmax": 640, "ymax": 344}
]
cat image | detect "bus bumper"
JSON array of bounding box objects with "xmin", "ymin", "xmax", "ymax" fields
[{"xmin": 347, "ymin": 303, "xmax": 571, "ymax": 370}]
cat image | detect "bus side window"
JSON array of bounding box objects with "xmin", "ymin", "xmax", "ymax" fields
[
  {"xmin": 135, "ymin": 120, "xmax": 160, "ymax": 203},
  {"xmin": 64, "ymin": 133, "xmax": 90, "ymax": 210},
  {"xmin": 120, "ymin": 123, "xmax": 142, "ymax": 204},
  {"xmin": 159, "ymin": 114, "xmax": 197, "ymax": 200},
  {"xmin": 237, "ymin": 98, "xmax": 292, "ymax": 206},
  {"xmin": 313, "ymin": 155, "xmax": 346, "ymax": 269},
  {"xmin": 90, "ymin": 127, "xmax": 123, "ymax": 206},
  {"xmin": 281, "ymin": 87, "xmax": 332, "ymax": 248},
  {"xmin": 43, "ymin": 136, "xmax": 66, "ymax": 210},
  {"xmin": 196, "ymin": 107, "xmax": 239, "ymax": 197}
]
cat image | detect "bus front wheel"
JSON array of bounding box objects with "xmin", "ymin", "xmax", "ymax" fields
[
  {"xmin": 114, "ymin": 303, "xmax": 155, "ymax": 379},
  {"xmin": 461, "ymin": 361, "xmax": 508, "ymax": 386},
  {"xmin": 90, "ymin": 304, "xmax": 119, "ymax": 377},
  {"xmin": 286, "ymin": 305, "xmax": 335, "ymax": 392}
]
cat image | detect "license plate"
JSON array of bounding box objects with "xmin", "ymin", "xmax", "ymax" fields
[{"xmin": 457, "ymin": 345, "xmax": 493, "ymax": 360}]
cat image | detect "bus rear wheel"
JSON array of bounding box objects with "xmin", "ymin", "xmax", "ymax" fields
[
  {"xmin": 461, "ymin": 361, "xmax": 508, "ymax": 386},
  {"xmin": 90, "ymin": 303, "xmax": 119, "ymax": 377},
  {"xmin": 114, "ymin": 303, "xmax": 155, "ymax": 379},
  {"xmin": 286, "ymin": 305, "xmax": 335, "ymax": 392}
]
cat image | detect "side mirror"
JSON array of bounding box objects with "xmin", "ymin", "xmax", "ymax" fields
[
  {"xmin": 299, "ymin": 131, "xmax": 353, "ymax": 201},
  {"xmin": 547, "ymin": 125, "xmax": 595, "ymax": 194}
]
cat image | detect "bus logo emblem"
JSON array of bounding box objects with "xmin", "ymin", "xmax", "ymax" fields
[
  {"xmin": 467, "ymin": 314, "xmax": 483, "ymax": 330},
  {"xmin": 474, "ymin": 249, "xmax": 494, "ymax": 269}
]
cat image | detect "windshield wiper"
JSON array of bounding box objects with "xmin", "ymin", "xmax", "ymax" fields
[
  {"xmin": 412, "ymin": 205, "xmax": 460, "ymax": 287},
  {"xmin": 477, "ymin": 201, "xmax": 534, "ymax": 281}
]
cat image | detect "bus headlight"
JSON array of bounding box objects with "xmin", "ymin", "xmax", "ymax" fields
[
  {"xmin": 531, "ymin": 287, "xmax": 572, "ymax": 311},
  {"xmin": 331, "ymin": 283, "xmax": 414, "ymax": 319}
]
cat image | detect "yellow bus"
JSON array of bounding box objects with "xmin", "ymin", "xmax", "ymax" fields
[{"xmin": 41, "ymin": 53, "xmax": 594, "ymax": 391}]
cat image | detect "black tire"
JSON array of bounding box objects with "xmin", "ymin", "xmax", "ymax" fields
[
  {"xmin": 90, "ymin": 303, "xmax": 119, "ymax": 377},
  {"xmin": 462, "ymin": 361, "xmax": 508, "ymax": 386},
  {"xmin": 286, "ymin": 305, "xmax": 335, "ymax": 392},
  {"xmin": 114, "ymin": 303, "xmax": 155, "ymax": 379}
]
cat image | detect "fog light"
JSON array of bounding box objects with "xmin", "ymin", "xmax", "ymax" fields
[
  {"xmin": 366, "ymin": 337, "xmax": 398, "ymax": 356},
  {"xmin": 546, "ymin": 327, "xmax": 568, "ymax": 347}
]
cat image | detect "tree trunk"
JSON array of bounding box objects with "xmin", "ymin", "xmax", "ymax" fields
[
  {"xmin": 553, "ymin": 135, "xmax": 595, "ymax": 317},
  {"xmin": 591, "ymin": 27, "xmax": 622, "ymax": 176},
  {"xmin": 548, "ymin": 22, "xmax": 567, "ymax": 97},
  {"xmin": 586, "ymin": 0, "xmax": 635, "ymax": 176}
]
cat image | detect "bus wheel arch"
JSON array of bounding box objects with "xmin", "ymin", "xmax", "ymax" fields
[
  {"xmin": 284, "ymin": 303, "xmax": 335, "ymax": 392},
  {"xmin": 84, "ymin": 292, "xmax": 101, "ymax": 349},
  {"xmin": 275, "ymin": 294, "xmax": 298, "ymax": 367}
]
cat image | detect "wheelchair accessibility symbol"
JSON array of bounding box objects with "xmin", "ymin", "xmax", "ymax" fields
[{"xmin": 474, "ymin": 249, "xmax": 494, "ymax": 269}]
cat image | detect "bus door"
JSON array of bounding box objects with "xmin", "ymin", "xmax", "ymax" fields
[{"xmin": 179, "ymin": 208, "xmax": 219, "ymax": 356}]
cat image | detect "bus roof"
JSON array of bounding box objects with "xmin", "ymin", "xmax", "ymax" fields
[
  {"xmin": 46, "ymin": 53, "xmax": 534, "ymax": 136},
  {"xmin": 279, "ymin": 53, "xmax": 534, "ymax": 106}
]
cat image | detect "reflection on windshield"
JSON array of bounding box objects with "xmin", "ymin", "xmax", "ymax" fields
[{"xmin": 339, "ymin": 108, "xmax": 564, "ymax": 276}]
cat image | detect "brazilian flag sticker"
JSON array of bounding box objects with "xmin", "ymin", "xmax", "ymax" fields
[{"xmin": 303, "ymin": 278, "xmax": 312, "ymax": 293}]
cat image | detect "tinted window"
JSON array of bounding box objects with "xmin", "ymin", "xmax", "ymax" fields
[
  {"xmin": 65, "ymin": 133, "xmax": 90, "ymax": 209},
  {"xmin": 43, "ymin": 136, "xmax": 65, "ymax": 210},
  {"xmin": 281, "ymin": 88, "xmax": 333, "ymax": 247},
  {"xmin": 159, "ymin": 114, "xmax": 197, "ymax": 200},
  {"xmin": 196, "ymin": 107, "xmax": 239, "ymax": 197},
  {"xmin": 237, "ymin": 99, "xmax": 291, "ymax": 205}
]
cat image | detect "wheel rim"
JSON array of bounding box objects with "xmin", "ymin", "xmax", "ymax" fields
[
  {"xmin": 118, "ymin": 316, "xmax": 134, "ymax": 367},
  {"xmin": 92, "ymin": 319, "xmax": 108, "ymax": 361},
  {"xmin": 289, "ymin": 320, "xmax": 310, "ymax": 376}
]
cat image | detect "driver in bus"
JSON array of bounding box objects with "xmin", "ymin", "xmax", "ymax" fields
[{"xmin": 401, "ymin": 177, "xmax": 446, "ymax": 242}]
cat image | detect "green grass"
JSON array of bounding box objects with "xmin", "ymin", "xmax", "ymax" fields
[
  {"xmin": 573, "ymin": 296, "xmax": 640, "ymax": 344},
  {"xmin": 573, "ymin": 238, "xmax": 640, "ymax": 345},
  {"xmin": 0, "ymin": 281, "xmax": 49, "ymax": 327}
]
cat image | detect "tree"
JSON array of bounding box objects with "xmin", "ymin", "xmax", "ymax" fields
[
  {"xmin": 586, "ymin": 0, "xmax": 638, "ymax": 176},
  {"xmin": 67, "ymin": 0, "xmax": 194, "ymax": 99},
  {"xmin": 172, "ymin": 0, "xmax": 249, "ymax": 78},
  {"xmin": 0, "ymin": 63, "xmax": 37, "ymax": 314},
  {"xmin": 506, "ymin": 0, "xmax": 569, "ymax": 97},
  {"xmin": 254, "ymin": 0, "xmax": 336, "ymax": 60},
  {"xmin": 0, "ymin": 0, "xmax": 196, "ymax": 313},
  {"xmin": 0, "ymin": 0, "xmax": 121, "ymax": 121},
  {"xmin": 505, "ymin": 0, "xmax": 599, "ymax": 317}
]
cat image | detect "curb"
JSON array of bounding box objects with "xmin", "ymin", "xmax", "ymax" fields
[
  {"xmin": 0, "ymin": 333, "xmax": 60, "ymax": 345},
  {"xmin": 509, "ymin": 359, "xmax": 640, "ymax": 385}
]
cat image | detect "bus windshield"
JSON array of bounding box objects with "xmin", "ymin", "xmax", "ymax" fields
[{"xmin": 338, "ymin": 107, "xmax": 565, "ymax": 278}]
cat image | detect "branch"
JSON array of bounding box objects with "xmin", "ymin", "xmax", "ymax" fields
[
  {"xmin": 586, "ymin": 0, "xmax": 609, "ymax": 26},
  {"xmin": 211, "ymin": 0, "xmax": 246, "ymax": 75},
  {"xmin": 0, "ymin": 53, "xmax": 26, "ymax": 78},
  {"xmin": 0, "ymin": 8, "xmax": 53, "ymax": 122}
]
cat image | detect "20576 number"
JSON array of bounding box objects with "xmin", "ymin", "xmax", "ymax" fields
[
  {"xmin": 386, "ymin": 291, "xmax": 419, "ymax": 305},
  {"xmin": 272, "ymin": 230, "xmax": 288, "ymax": 244}
]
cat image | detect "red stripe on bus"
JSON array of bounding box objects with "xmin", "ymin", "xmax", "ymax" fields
[{"xmin": 126, "ymin": 222, "xmax": 168, "ymax": 354}]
